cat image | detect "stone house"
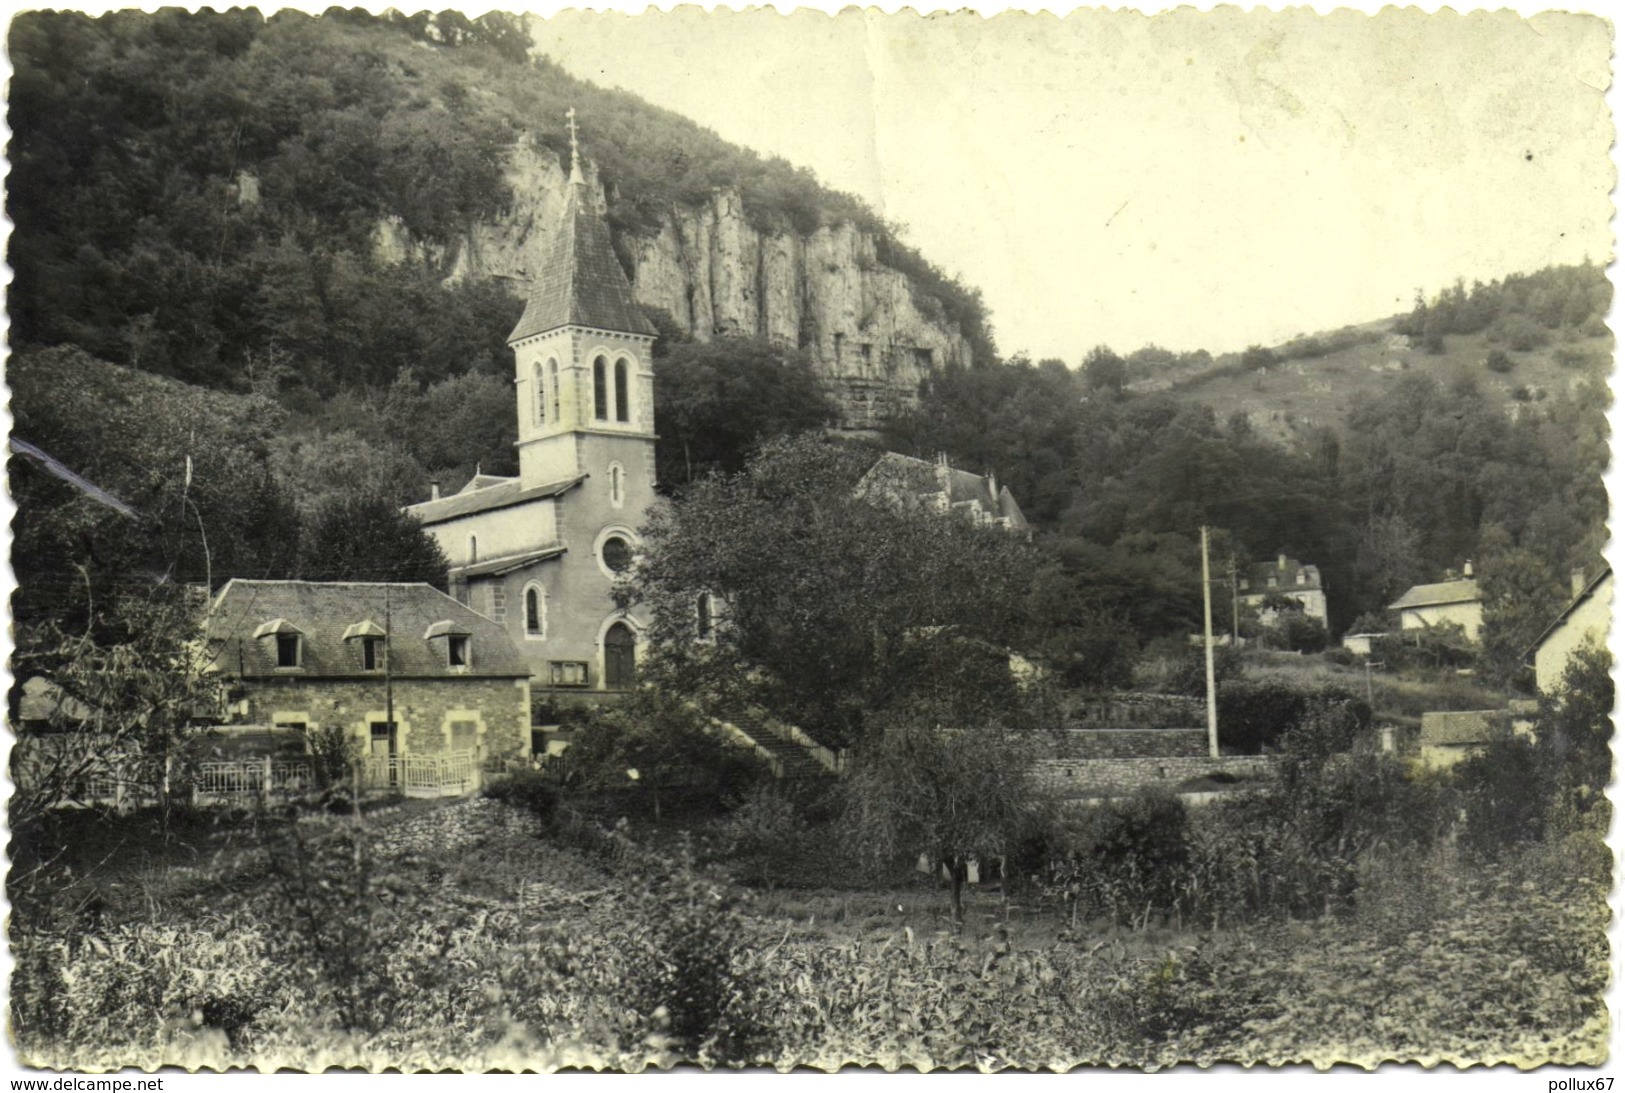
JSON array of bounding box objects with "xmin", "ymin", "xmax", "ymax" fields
[
  {"xmin": 1415, "ymin": 709, "xmax": 1511, "ymax": 768},
  {"xmin": 1526, "ymin": 566, "xmax": 1612, "ymax": 693},
  {"xmin": 855, "ymin": 451, "xmax": 1029, "ymax": 535},
  {"xmin": 405, "ymin": 127, "xmax": 655, "ymax": 698},
  {"xmin": 1388, "ymin": 566, "xmax": 1483, "ymax": 642},
  {"xmin": 204, "ymin": 580, "xmax": 532, "ymax": 766},
  {"xmin": 1238, "ymin": 554, "xmax": 1328, "ymax": 625}
]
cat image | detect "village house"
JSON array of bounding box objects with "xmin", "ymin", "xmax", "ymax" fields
[
  {"xmin": 204, "ymin": 579, "xmax": 532, "ymax": 767},
  {"xmin": 1387, "ymin": 563, "xmax": 1483, "ymax": 642},
  {"xmin": 404, "ymin": 116, "xmax": 656, "ymax": 697},
  {"xmin": 1415, "ymin": 709, "xmax": 1512, "ymax": 769},
  {"xmin": 1238, "ymin": 554, "xmax": 1328, "ymax": 625},
  {"xmin": 855, "ymin": 451, "xmax": 1029, "ymax": 535},
  {"xmin": 1526, "ymin": 565, "xmax": 1612, "ymax": 693}
]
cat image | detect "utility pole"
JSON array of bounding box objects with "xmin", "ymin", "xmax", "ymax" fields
[
  {"xmin": 1229, "ymin": 554, "xmax": 1240, "ymax": 647},
  {"xmin": 1201, "ymin": 525, "xmax": 1219, "ymax": 759},
  {"xmin": 384, "ymin": 585, "xmax": 395, "ymax": 733}
]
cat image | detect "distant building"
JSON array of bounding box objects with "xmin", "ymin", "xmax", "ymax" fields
[
  {"xmin": 1238, "ymin": 554, "xmax": 1327, "ymax": 625},
  {"xmin": 1526, "ymin": 566, "xmax": 1612, "ymax": 693},
  {"xmin": 404, "ymin": 119, "xmax": 656, "ymax": 696},
  {"xmin": 1340, "ymin": 632, "xmax": 1385, "ymax": 657},
  {"xmin": 1388, "ymin": 564, "xmax": 1483, "ymax": 641},
  {"xmin": 1417, "ymin": 709, "xmax": 1511, "ymax": 768},
  {"xmin": 855, "ymin": 452, "xmax": 1029, "ymax": 535},
  {"xmin": 204, "ymin": 580, "xmax": 533, "ymax": 767}
]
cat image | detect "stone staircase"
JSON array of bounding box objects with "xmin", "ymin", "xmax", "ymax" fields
[{"xmin": 716, "ymin": 706, "xmax": 840, "ymax": 781}]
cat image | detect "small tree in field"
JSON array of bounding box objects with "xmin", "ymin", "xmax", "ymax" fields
[{"xmin": 840, "ymin": 711, "xmax": 1044, "ymax": 925}]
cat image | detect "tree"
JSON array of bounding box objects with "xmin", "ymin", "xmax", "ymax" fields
[
  {"xmin": 296, "ymin": 492, "xmax": 449, "ymax": 585},
  {"xmin": 559, "ymin": 690, "xmax": 762, "ymax": 821},
  {"xmin": 1536, "ymin": 643, "xmax": 1613, "ymax": 809},
  {"xmin": 1082, "ymin": 345, "xmax": 1126, "ymax": 394},
  {"xmin": 840, "ymin": 714, "xmax": 1043, "ymax": 924},
  {"xmin": 1476, "ymin": 525, "xmax": 1565, "ymax": 687},
  {"xmin": 10, "ymin": 586, "xmax": 223, "ymax": 853},
  {"xmin": 631, "ymin": 435, "xmax": 1038, "ymax": 744},
  {"xmin": 652, "ymin": 336, "xmax": 836, "ymax": 489}
]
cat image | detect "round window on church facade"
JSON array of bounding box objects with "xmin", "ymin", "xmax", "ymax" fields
[{"xmin": 601, "ymin": 535, "xmax": 634, "ymax": 574}]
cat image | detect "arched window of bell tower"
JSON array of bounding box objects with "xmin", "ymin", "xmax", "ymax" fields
[
  {"xmin": 532, "ymin": 362, "xmax": 545, "ymax": 426},
  {"xmin": 593, "ymin": 356, "xmax": 609, "ymax": 421},
  {"xmin": 548, "ymin": 360, "xmax": 561, "ymax": 423},
  {"xmin": 613, "ymin": 358, "xmax": 630, "ymax": 423}
]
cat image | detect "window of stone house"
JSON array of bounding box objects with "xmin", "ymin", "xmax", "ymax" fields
[
  {"xmin": 276, "ymin": 633, "xmax": 300, "ymax": 669},
  {"xmin": 449, "ymin": 719, "xmax": 478, "ymax": 755},
  {"xmin": 696, "ymin": 592, "xmax": 713, "ymax": 640},
  {"xmin": 447, "ymin": 635, "xmax": 470, "ymax": 668}
]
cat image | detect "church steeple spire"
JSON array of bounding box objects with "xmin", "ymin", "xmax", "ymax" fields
[
  {"xmin": 507, "ymin": 109, "xmax": 657, "ymax": 344},
  {"xmin": 566, "ymin": 105, "xmax": 584, "ymax": 186}
]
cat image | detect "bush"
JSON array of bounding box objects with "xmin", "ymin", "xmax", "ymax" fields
[
  {"xmin": 1160, "ymin": 644, "xmax": 1244, "ymax": 697},
  {"xmin": 1217, "ymin": 681, "xmax": 1369, "ymax": 755},
  {"xmin": 484, "ymin": 769, "xmax": 560, "ymax": 824},
  {"xmin": 1454, "ymin": 736, "xmax": 1550, "ymax": 860},
  {"xmin": 1485, "ymin": 349, "xmax": 1515, "ymax": 373}
]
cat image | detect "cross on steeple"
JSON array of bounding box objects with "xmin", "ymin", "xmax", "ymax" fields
[{"xmin": 566, "ymin": 106, "xmax": 583, "ymax": 183}]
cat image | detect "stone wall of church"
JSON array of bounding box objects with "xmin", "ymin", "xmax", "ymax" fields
[{"xmin": 371, "ymin": 144, "xmax": 971, "ymax": 430}]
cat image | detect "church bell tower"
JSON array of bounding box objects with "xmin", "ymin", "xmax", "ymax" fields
[{"xmin": 508, "ymin": 108, "xmax": 658, "ymax": 493}]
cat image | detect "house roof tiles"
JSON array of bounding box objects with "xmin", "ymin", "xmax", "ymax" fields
[
  {"xmin": 206, "ymin": 580, "xmax": 529, "ymax": 680},
  {"xmin": 1388, "ymin": 578, "xmax": 1481, "ymax": 612},
  {"xmin": 1419, "ymin": 709, "xmax": 1510, "ymax": 746}
]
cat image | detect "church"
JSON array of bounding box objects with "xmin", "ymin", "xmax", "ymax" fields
[{"xmin": 405, "ymin": 114, "xmax": 656, "ymax": 699}]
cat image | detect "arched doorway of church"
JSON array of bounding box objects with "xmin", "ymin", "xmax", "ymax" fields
[{"xmin": 604, "ymin": 622, "xmax": 637, "ymax": 690}]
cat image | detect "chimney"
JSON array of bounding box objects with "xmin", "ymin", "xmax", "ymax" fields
[
  {"xmin": 934, "ymin": 452, "xmax": 951, "ymax": 495},
  {"xmin": 430, "ymin": 479, "xmax": 441, "ymax": 501},
  {"xmin": 1571, "ymin": 568, "xmax": 1588, "ymax": 598},
  {"xmin": 1277, "ymin": 553, "xmax": 1288, "ymax": 571},
  {"xmin": 985, "ymin": 470, "xmax": 998, "ymax": 506},
  {"xmin": 1462, "ymin": 559, "xmax": 1473, "ymax": 579}
]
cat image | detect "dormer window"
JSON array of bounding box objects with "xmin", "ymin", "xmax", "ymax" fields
[
  {"xmin": 253, "ymin": 618, "xmax": 305, "ymax": 670},
  {"xmin": 276, "ymin": 634, "xmax": 300, "ymax": 668},
  {"xmin": 425, "ymin": 620, "xmax": 473, "ymax": 670},
  {"xmin": 342, "ymin": 619, "xmax": 387, "ymax": 671}
]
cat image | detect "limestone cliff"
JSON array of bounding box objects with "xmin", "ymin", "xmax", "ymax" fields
[{"xmin": 372, "ymin": 142, "xmax": 972, "ymax": 429}]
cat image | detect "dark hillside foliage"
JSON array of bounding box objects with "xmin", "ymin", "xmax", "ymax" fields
[{"xmin": 8, "ymin": 9, "xmax": 994, "ymax": 397}]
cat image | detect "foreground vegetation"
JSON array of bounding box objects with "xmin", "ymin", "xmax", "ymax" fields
[{"xmin": 13, "ymin": 653, "xmax": 1610, "ymax": 1070}]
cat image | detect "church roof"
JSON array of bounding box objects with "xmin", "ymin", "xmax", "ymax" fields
[
  {"xmin": 206, "ymin": 580, "xmax": 529, "ymax": 679},
  {"xmin": 404, "ymin": 474, "xmax": 585, "ymax": 527},
  {"xmin": 508, "ymin": 160, "xmax": 658, "ymax": 343}
]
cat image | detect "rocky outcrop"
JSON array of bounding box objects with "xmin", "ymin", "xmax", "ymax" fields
[{"xmin": 372, "ymin": 142, "xmax": 972, "ymax": 429}]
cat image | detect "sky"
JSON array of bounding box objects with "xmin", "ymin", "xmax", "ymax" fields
[{"xmin": 526, "ymin": 6, "xmax": 1612, "ymax": 363}]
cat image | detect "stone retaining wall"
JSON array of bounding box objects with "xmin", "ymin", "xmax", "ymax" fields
[
  {"xmin": 1056, "ymin": 728, "xmax": 1208, "ymax": 759},
  {"xmin": 1034, "ymin": 755, "xmax": 1275, "ymax": 798}
]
